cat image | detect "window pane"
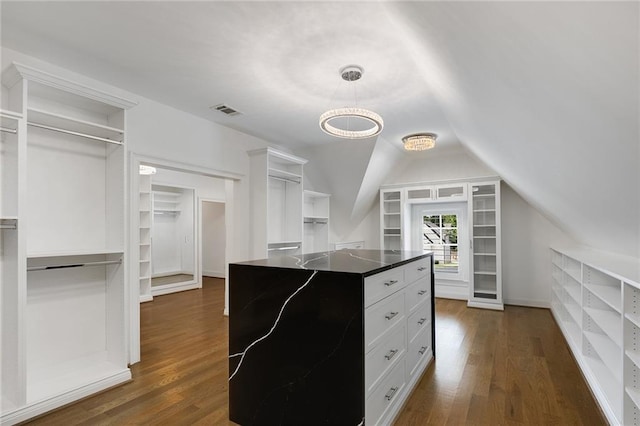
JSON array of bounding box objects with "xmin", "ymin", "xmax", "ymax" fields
[{"xmin": 423, "ymin": 213, "xmax": 459, "ymax": 274}]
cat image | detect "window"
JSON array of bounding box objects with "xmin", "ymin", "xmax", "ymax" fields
[{"xmin": 422, "ymin": 214, "xmax": 458, "ymax": 273}]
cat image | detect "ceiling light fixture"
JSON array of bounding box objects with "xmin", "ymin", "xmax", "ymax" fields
[
  {"xmin": 402, "ymin": 133, "xmax": 437, "ymax": 151},
  {"xmin": 319, "ymin": 65, "xmax": 383, "ymax": 139}
]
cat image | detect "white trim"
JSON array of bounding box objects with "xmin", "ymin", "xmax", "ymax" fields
[
  {"xmin": 151, "ymin": 281, "xmax": 199, "ymax": 297},
  {"xmin": 434, "ymin": 284, "xmax": 468, "ymax": 300},
  {"xmin": 504, "ymin": 298, "xmax": 550, "ymax": 309},
  {"xmin": 203, "ymin": 270, "xmax": 226, "ymax": 278},
  {"xmin": 0, "ymin": 370, "xmax": 131, "ymax": 425},
  {"xmin": 248, "ymin": 147, "xmax": 308, "ymax": 165},
  {"xmin": 381, "ymin": 175, "xmax": 501, "ymax": 191},
  {"xmin": 132, "ymin": 152, "xmax": 243, "ymax": 181},
  {"xmin": 2, "ymin": 62, "xmax": 138, "ymax": 109}
]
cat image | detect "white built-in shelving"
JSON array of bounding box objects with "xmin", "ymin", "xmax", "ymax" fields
[
  {"xmin": 249, "ymin": 148, "xmax": 306, "ymax": 259},
  {"xmin": 0, "ymin": 62, "xmax": 136, "ymax": 424},
  {"xmin": 550, "ymin": 246, "xmax": 640, "ymax": 425},
  {"xmin": 380, "ymin": 189, "xmax": 403, "ymax": 250},
  {"xmin": 303, "ymin": 190, "xmax": 330, "ymax": 253},
  {"xmin": 138, "ymin": 172, "xmax": 153, "ymax": 302},
  {"xmin": 468, "ymin": 181, "xmax": 503, "ymax": 310}
]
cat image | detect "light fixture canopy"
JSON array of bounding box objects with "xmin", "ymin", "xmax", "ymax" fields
[
  {"xmin": 319, "ymin": 65, "xmax": 383, "ymax": 139},
  {"xmin": 402, "ymin": 133, "xmax": 437, "ymax": 151}
]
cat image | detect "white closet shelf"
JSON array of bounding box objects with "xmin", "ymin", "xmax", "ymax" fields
[
  {"xmin": 565, "ymin": 285, "xmax": 581, "ymax": 305},
  {"xmin": 27, "ymin": 249, "xmax": 124, "ymax": 259},
  {"xmin": 473, "ymin": 209, "xmax": 496, "ymax": 213},
  {"xmin": 584, "ymin": 307, "xmax": 621, "ymax": 347},
  {"xmin": 583, "ymin": 355, "xmax": 622, "ymax": 412},
  {"xmin": 473, "ymin": 253, "xmax": 496, "ymax": 256},
  {"xmin": 627, "ymin": 387, "xmax": 640, "ymax": 411},
  {"xmin": 304, "ymin": 217, "xmax": 328, "ymax": 224},
  {"xmin": 474, "ymin": 289, "xmax": 497, "ymax": 295},
  {"xmin": 474, "ymin": 271, "xmax": 497, "ymax": 276},
  {"xmin": 584, "ymin": 284, "xmax": 622, "ymax": 313},
  {"xmin": 268, "ymin": 168, "xmax": 302, "ymax": 183},
  {"xmin": 27, "ymin": 107, "xmax": 124, "ymax": 141},
  {"xmin": 473, "ymin": 236, "xmax": 495, "ymax": 239},
  {"xmin": 473, "ymin": 224, "xmax": 496, "ymax": 228},
  {"xmin": 26, "ymin": 354, "xmax": 130, "ymax": 404},
  {"xmin": 626, "ymin": 349, "xmax": 640, "ymax": 370},
  {"xmin": 626, "ymin": 313, "xmax": 640, "ymax": 329},
  {"xmin": 1, "ymin": 111, "xmax": 21, "ymax": 133},
  {"xmin": 584, "ymin": 332, "xmax": 622, "ymax": 382},
  {"xmin": 472, "ymin": 194, "xmax": 495, "ymax": 198},
  {"xmin": 0, "ymin": 218, "xmax": 18, "ymax": 230},
  {"xmin": 566, "ymin": 303, "xmax": 582, "ymax": 326}
]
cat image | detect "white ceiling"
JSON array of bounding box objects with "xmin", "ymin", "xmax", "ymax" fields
[
  {"xmin": 1, "ymin": 1, "xmax": 639, "ymax": 255},
  {"xmin": 0, "ymin": 1, "xmax": 458, "ymax": 151}
]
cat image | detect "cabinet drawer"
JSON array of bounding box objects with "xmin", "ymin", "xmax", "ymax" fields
[
  {"xmin": 364, "ymin": 267, "xmax": 405, "ymax": 308},
  {"xmin": 404, "ymin": 257, "xmax": 430, "ymax": 285},
  {"xmin": 405, "ymin": 276, "xmax": 431, "ymax": 313},
  {"xmin": 365, "ymin": 291, "xmax": 405, "ymax": 352},
  {"xmin": 365, "ymin": 354, "xmax": 406, "ymax": 426},
  {"xmin": 407, "ymin": 323, "xmax": 432, "ymax": 380},
  {"xmin": 365, "ymin": 321, "xmax": 406, "ymax": 396},
  {"xmin": 407, "ymin": 301, "xmax": 431, "ymax": 343}
]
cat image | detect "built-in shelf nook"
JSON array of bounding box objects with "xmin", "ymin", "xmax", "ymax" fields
[{"xmin": 0, "ymin": 62, "xmax": 137, "ymax": 425}]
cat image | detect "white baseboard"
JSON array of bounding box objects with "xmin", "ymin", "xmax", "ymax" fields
[
  {"xmin": 435, "ymin": 284, "xmax": 468, "ymax": 300},
  {"xmin": 504, "ymin": 298, "xmax": 550, "ymax": 309},
  {"xmin": 203, "ymin": 270, "xmax": 225, "ymax": 278}
]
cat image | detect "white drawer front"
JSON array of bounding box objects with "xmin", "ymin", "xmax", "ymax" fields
[
  {"xmin": 365, "ymin": 291, "xmax": 405, "ymax": 352},
  {"xmin": 405, "ymin": 276, "xmax": 431, "ymax": 313},
  {"xmin": 365, "ymin": 354, "xmax": 406, "ymax": 426},
  {"xmin": 404, "ymin": 257, "xmax": 431, "ymax": 285},
  {"xmin": 407, "ymin": 323, "xmax": 432, "ymax": 380},
  {"xmin": 365, "ymin": 321, "xmax": 406, "ymax": 396},
  {"xmin": 364, "ymin": 267, "xmax": 405, "ymax": 308},
  {"xmin": 407, "ymin": 301, "xmax": 431, "ymax": 343}
]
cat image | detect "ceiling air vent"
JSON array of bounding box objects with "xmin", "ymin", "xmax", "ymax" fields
[{"xmin": 211, "ymin": 104, "xmax": 241, "ymax": 116}]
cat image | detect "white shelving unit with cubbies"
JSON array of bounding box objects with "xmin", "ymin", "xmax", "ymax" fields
[
  {"xmin": 249, "ymin": 148, "xmax": 307, "ymax": 259},
  {"xmin": 380, "ymin": 189, "xmax": 403, "ymax": 251},
  {"xmin": 302, "ymin": 190, "xmax": 330, "ymax": 253},
  {"xmin": 550, "ymin": 245, "xmax": 640, "ymax": 425},
  {"xmin": 138, "ymin": 171, "xmax": 153, "ymax": 302},
  {"xmin": 468, "ymin": 180, "xmax": 502, "ymax": 310},
  {"xmin": 0, "ymin": 62, "xmax": 137, "ymax": 425}
]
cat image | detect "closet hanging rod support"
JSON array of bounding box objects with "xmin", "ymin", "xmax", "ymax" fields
[
  {"xmin": 27, "ymin": 259, "xmax": 122, "ymax": 271},
  {"xmin": 0, "ymin": 126, "xmax": 17, "ymax": 134},
  {"xmin": 27, "ymin": 122, "xmax": 123, "ymax": 145}
]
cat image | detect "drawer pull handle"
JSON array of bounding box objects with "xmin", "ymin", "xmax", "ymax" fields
[
  {"xmin": 385, "ymin": 311, "xmax": 399, "ymax": 320},
  {"xmin": 417, "ymin": 267, "xmax": 427, "ymax": 271},
  {"xmin": 419, "ymin": 346, "xmax": 428, "ymax": 355},
  {"xmin": 418, "ymin": 317, "xmax": 427, "ymax": 325},
  {"xmin": 384, "ymin": 349, "xmax": 398, "ymax": 360},
  {"xmin": 418, "ymin": 290, "xmax": 427, "ymax": 296},
  {"xmin": 385, "ymin": 386, "xmax": 399, "ymax": 401},
  {"xmin": 384, "ymin": 279, "xmax": 399, "ymax": 287}
]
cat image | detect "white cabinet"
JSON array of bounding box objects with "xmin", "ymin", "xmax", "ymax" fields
[
  {"xmin": 249, "ymin": 148, "xmax": 306, "ymax": 259},
  {"xmin": 380, "ymin": 189, "xmax": 403, "ymax": 250},
  {"xmin": 405, "ymin": 182, "xmax": 467, "ymax": 203},
  {"xmin": 302, "ymin": 190, "xmax": 330, "ymax": 253},
  {"xmin": 468, "ymin": 181, "xmax": 503, "ymax": 310},
  {"xmin": 1, "ymin": 62, "xmax": 136, "ymax": 424},
  {"xmin": 550, "ymin": 246, "xmax": 640, "ymax": 425},
  {"xmin": 364, "ymin": 256, "xmax": 433, "ymax": 425}
]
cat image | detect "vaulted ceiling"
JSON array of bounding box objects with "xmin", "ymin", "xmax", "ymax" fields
[{"xmin": 2, "ymin": 1, "xmax": 638, "ymax": 256}]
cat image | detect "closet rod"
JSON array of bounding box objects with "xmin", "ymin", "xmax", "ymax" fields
[
  {"xmin": 268, "ymin": 174, "xmax": 301, "ymax": 184},
  {"xmin": 0, "ymin": 126, "xmax": 17, "ymax": 134},
  {"xmin": 27, "ymin": 122, "xmax": 123, "ymax": 146},
  {"xmin": 27, "ymin": 259, "xmax": 122, "ymax": 271},
  {"xmin": 267, "ymin": 245, "xmax": 300, "ymax": 251}
]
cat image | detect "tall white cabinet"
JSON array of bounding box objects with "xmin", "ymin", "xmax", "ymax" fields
[
  {"xmin": 468, "ymin": 181, "xmax": 503, "ymax": 310},
  {"xmin": 550, "ymin": 246, "xmax": 640, "ymax": 425},
  {"xmin": 1, "ymin": 63, "xmax": 136, "ymax": 424},
  {"xmin": 138, "ymin": 172, "xmax": 153, "ymax": 302},
  {"xmin": 249, "ymin": 148, "xmax": 306, "ymax": 259},
  {"xmin": 380, "ymin": 189, "xmax": 403, "ymax": 250}
]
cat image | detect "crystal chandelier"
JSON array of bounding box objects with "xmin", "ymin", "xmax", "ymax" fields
[
  {"xmin": 402, "ymin": 133, "xmax": 437, "ymax": 151},
  {"xmin": 319, "ymin": 65, "xmax": 383, "ymax": 139}
]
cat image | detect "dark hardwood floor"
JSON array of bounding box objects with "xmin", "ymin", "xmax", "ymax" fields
[{"xmin": 26, "ymin": 278, "xmax": 605, "ymax": 425}]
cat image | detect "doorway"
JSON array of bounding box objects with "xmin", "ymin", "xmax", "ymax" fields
[{"xmin": 201, "ymin": 200, "xmax": 226, "ymax": 279}]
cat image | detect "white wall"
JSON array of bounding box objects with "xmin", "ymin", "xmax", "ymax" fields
[{"xmin": 202, "ymin": 202, "xmax": 226, "ymax": 277}]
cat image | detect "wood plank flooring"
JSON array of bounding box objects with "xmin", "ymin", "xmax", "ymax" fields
[{"xmin": 25, "ymin": 278, "xmax": 605, "ymax": 425}]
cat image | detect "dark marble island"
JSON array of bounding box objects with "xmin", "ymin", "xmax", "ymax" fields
[{"xmin": 229, "ymin": 250, "xmax": 434, "ymax": 426}]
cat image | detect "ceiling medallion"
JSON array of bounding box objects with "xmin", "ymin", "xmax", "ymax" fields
[
  {"xmin": 319, "ymin": 65, "xmax": 383, "ymax": 139},
  {"xmin": 402, "ymin": 133, "xmax": 437, "ymax": 151}
]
